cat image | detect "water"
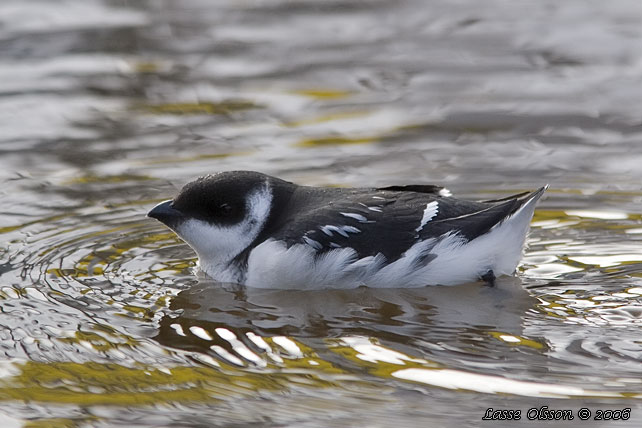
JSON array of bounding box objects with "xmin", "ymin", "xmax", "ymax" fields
[{"xmin": 2, "ymin": 0, "xmax": 642, "ymax": 426}]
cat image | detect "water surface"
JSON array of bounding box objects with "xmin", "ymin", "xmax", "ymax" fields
[{"xmin": 2, "ymin": 0, "xmax": 642, "ymax": 426}]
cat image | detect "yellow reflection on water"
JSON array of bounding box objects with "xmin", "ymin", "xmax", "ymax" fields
[
  {"xmin": 61, "ymin": 174, "xmax": 155, "ymax": 185},
  {"xmin": 487, "ymin": 331, "xmax": 545, "ymax": 349},
  {"xmin": 292, "ymin": 89, "xmax": 354, "ymax": 99},
  {"xmin": 139, "ymin": 100, "xmax": 260, "ymax": 116},
  {"xmin": 0, "ymin": 354, "xmax": 352, "ymax": 407},
  {"xmin": 295, "ymin": 135, "xmax": 376, "ymax": 147},
  {"xmin": 142, "ymin": 151, "xmax": 253, "ymax": 166}
]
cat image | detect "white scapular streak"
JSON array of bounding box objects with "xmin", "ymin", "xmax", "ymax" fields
[
  {"xmin": 340, "ymin": 212, "xmax": 368, "ymax": 222},
  {"xmin": 415, "ymin": 201, "xmax": 439, "ymax": 232},
  {"xmin": 302, "ymin": 236, "xmax": 322, "ymax": 250},
  {"xmin": 321, "ymin": 225, "xmax": 361, "ymax": 237}
]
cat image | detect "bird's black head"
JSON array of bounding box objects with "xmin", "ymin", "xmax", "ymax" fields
[
  {"xmin": 173, "ymin": 171, "xmax": 271, "ymax": 226},
  {"xmin": 148, "ymin": 171, "xmax": 273, "ymax": 228},
  {"xmin": 147, "ymin": 171, "xmax": 282, "ymax": 270}
]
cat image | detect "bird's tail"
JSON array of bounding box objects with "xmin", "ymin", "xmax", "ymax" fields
[{"xmin": 489, "ymin": 184, "xmax": 548, "ymax": 275}]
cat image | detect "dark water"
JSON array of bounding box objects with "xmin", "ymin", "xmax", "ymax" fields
[{"xmin": 2, "ymin": 0, "xmax": 642, "ymax": 426}]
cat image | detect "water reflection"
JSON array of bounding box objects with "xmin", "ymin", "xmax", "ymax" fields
[
  {"xmin": 156, "ymin": 276, "xmax": 540, "ymax": 372},
  {"xmin": 160, "ymin": 276, "xmax": 534, "ymax": 339}
]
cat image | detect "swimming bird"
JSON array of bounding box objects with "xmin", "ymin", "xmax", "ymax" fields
[{"xmin": 147, "ymin": 171, "xmax": 546, "ymax": 289}]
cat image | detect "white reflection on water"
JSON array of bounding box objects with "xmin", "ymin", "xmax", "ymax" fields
[
  {"xmin": 272, "ymin": 336, "xmax": 304, "ymax": 358},
  {"xmin": 392, "ymin": 368, "xmax": 625, "ymax": 398},
  {"xmin": 565, "ymin": 210, "xmax": 630, "ymax": 220},
  {"xmin": 341, "ymin": 336, "xmax": 429, "ymax": 365},
  {"xmin": 569, "ymin": 254, "xmax": 642, "ymax": 268}
]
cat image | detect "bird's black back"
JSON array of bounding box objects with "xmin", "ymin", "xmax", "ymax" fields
[{"xmin": 258, "ymin": 182, "xmax": 532, "ymax": 262}]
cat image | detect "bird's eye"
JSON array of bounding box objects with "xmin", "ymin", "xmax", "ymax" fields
[{"xmin": 219, "ymin": 203, "xmax": 232, "ymax": 215}]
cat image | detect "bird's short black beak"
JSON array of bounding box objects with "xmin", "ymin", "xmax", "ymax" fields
[{"xmin": 147, "ymin": 200, "xmax": 183, "ymax": 228}]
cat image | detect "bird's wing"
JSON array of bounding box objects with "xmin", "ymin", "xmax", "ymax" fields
[
  {"xmin": 267, "ymin": 186, "xmax": 544, "ymax": 261},
  {"xmin": 270, "ymin": 188, "xmax": 426, "ymax": 260},
  {"xmin": 377, "ymin": 184, "xmax": 451, "ymax": 196},
  {"xmin": 421, "ymin": 187, "xmax": 547, "ymax": 242}
]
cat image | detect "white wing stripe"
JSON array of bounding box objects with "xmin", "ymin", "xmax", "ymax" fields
[
  {"xmin": 321, "ymin": 225, "xmax": 361, "ymax": 238},
  {"xmin": 415, "ymin": 201, "xmax": 439, "ymax": 232},
  {"xmin": 340, "ymin": 212, "xmax": 368, "ymax": 222}
]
